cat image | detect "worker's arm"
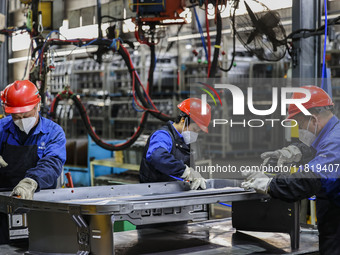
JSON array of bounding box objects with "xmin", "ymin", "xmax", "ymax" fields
[
  {"xmin": 146, "ymin": 130, "xmax": 186, "ymax": 177},
  {"xmin": 292, "ymin": 142, "xmax": 316, "ymax": 165},
  {"xmin": 25, "ymin": 125, "xmax": 66, "ymax": 190},
  {"xmin": 270, "ymin": 140, "xmax": 339, "ymax": 202},
  {"xmin": 269, "ymin": 171, "xmax": 322, "ymax": 202},
  {"xmin": 261, "ymin": 142, "xmax": 316, "ymax": 167}
]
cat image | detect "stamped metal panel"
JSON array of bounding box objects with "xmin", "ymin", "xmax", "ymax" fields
[{"xmin": 0, "ymin": 180, "xmax": 266, "ymax": 215}]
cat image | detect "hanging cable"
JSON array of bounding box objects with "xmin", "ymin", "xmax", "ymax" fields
[
  {"xmin": 21, "ymin": 38, "xmax": 33, "ymax": 80},
  {"xmin": 287, "ymin": 16, "xmax": 340, "ymax": 40},
  {"xmin": 46, "ymin": 38, "xmax": 174, "ymax": 150},
  {"xmin": 205, "ymin": 0, "xmax": 212, "ymax": 76},
  {"xmin": 147, "ymin": 44, "xmax": 156, "ymax": 95},
  {"xmin": 50, "ymin": 89, "xmax": 148, "ymax": 150},
  {"xmin": 118, "ymin": 43, "xmax": 172, "ymax": 121},
  {"xmin": 321, "ymin": 0, "xmax": 328, "ymax": 90},
  {"xmin": 209, "ymin": 11, "xmax": 222, "ymax": 78},
  {"xmin": 219, "ymin": 1, "xmax": 237, "ymax": 73},
  {"xmin": 193, "ymin": 7, "xmax": 209, "ymax": 61}
]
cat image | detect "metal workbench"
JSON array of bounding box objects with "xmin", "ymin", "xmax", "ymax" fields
[
  {"xmin": 0, "ymin": 180, "xmax": 314, "ymax": 255},
  {"xmin": 0, "ymin": 219, "xmax": 319, "ymax": 255}
]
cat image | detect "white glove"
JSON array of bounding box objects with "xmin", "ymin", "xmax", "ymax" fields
[
  {"xmin": 181, "ymin": 165, "xmax": 206, "ymax": 190},
  {"xmin": 261, "ymin": 145, "xmax": 302, "ymax": 167},
  {"xmin": 10, "ymin": 178, "xmax": 38, "ymax": 200},
  {"xmin": 241, "ymin": 171, "xmax": 272, "ymax": 194},
  {"xmin": 0, "ymin": 156, "xmax": 8, "ymax": 168}
]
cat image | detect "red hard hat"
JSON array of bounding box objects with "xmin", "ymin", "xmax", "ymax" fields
[
  {"xmin": 1, "ymin": 80, "xmax": 41, "ymax": 114},
  {"xmin": 177, "ymin": 98, "xmax": 211, "ymax": 133},
  {"xmin": 287, "ymin": 85, "xmax": 334, "ymax": 119}
]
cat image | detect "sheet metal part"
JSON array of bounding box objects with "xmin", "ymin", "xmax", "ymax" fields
[
  {"xmin": 0, "ymin": 179, "xmax": 309, "ymax": 254},
  {"xmin": 0, "ymin": 179, "xmax": 265, "ymax": 215},
  {"xmin": 0, "ymin": 180, "xmax": 269, "ymax": 255}
]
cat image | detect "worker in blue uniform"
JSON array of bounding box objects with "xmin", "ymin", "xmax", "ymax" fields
[
  {"xmin": 0, "ymin": 80, "xmax": 66, "ymax": 244},
  {"xmin": 140, "ymin": 98, "xmax": 211, "ymax": 190},
  {"xmin": 241, "ymin": 86, "xmax": 340, "ymax": 254}
]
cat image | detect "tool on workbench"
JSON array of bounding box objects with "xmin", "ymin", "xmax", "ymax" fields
[{"xmin": 65, "ymin": 172, "xmax": 74, "ymax": 188}]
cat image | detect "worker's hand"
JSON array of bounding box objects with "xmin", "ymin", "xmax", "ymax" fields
[
  {"xmin": 0, "ymin": 155, "xmax": 8, "ymax": 168},
  {"xmin": 10, "ymin": 178, "xmax": 38, "ymax": 200},
  {"xmin": 181, "ymin": 165, "xmax": 207, "ymax": 190},
  {"xmin": 241, "ymin": 170, "xmax": 272, "ymax": 194},
  {"xmin": 261, "ymin": 145, "xmax": 302, "ymax": 167}
]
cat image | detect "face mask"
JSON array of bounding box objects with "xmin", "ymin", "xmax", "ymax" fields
[
  {"xmin": 181, "ymin": 118, "xmax": 199, "ymax": 144},
  {"xmin": 298, "ymin": 117, "xmax": 317, "ymax": 147},
  {"xmin": 14, "ymin": 114, "xmax": 38, "ymax": 135}
]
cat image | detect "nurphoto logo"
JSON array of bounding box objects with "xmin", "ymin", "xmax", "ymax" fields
[{"xmin": 200, "ymin": 84, "xmax": 312, "ymax": 128}]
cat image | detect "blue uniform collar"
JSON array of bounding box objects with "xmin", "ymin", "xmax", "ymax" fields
[
  {"xmin": 312, "ymin": 115, "xmax": 339, "ymax": 150},
  {"xmin": 170, "ymin": 121, "xmax": 183, "ymax": 138},
  {"xmin": 4, "ymin": 115, "xmax": 48, "ymax": 136}
]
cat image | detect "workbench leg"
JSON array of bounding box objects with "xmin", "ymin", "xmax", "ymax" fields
[
  {"xmin": 87, "ymin": 214, "xmax": 115, "ymax": 255},
  {"xmin": 26, "ymin": 211, "xmax": 115, "ymax": 255},
  {"xmin": 290, "ymin": 201, "xmax": 300, "ymax": 250}
]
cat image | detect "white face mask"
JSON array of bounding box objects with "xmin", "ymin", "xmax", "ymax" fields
[
  {"xmin": 14, "ymin": 114, "xmax": 38, "ymax": 135},
  {"xmin": 181, "ymin": 118, "xmax": 199, "ymax": 144},
  {"xmin": 298, "ymin": 117, "xmax": 317, "ymax": 147}
]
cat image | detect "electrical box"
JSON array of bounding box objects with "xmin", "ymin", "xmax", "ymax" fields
[
  {"xmin": 0, "ymin": 13, "xmax": 5, "ymax": 44},
  {"xmin": 132, "ymin": 0, "xmax": 166, "ymax": 15}
]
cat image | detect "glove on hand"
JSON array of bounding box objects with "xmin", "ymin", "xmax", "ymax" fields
[
  {"xmin": 0, "ymin": 156, "xmax": 8, "ymax": 168},
  {"xmin": 241, "ymin": 170, "xmax": 272, "ymax": 194},
  {"xmin": 181, "ymin": 165, "xmax": 207, "ymax": 190},
  {"xmin": 261, "ymin": 145, "xmax": 302, "ymax": 167},
  {"xmin": 11, "ymin": 178, "xmax": 38, "ymax": 200}
]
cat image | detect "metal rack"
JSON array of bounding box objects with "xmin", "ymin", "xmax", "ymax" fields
[
  {"xmin": 47, "ymin": 49, "xmax": 181, "ymax": 140},
  {"xmin": 47, "ymin": 44, "xmax": 288, "ymax": 161}
]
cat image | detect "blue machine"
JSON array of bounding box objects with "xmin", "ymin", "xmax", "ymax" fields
[
  {"xmin": 64, "ymin": 136, "xmax": 128, "ymax": 186},
  {"xmin": 132, "ymin": 0, "xmax": 166, "ymax": 15}
]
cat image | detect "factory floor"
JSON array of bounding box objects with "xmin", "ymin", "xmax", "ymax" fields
[
  {"xmin": 116, "ymin": 219, "xmax": 319, "ymax": 254},
  {"xmin": 0, "ymin": 218, "xmax": 318, "ymax": 255}
]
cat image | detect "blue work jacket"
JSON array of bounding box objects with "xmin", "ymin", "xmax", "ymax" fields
[
  {"xmin": 139, "ymin": 121, "xmax": 192, "ymax": 183},
  {"xmin": 269, "ymin": 115, "xmax": 340, "ymax": 254},
  {"xmin": 270, "ymin": 116, "xmax": 340, "ymax": 203},
  {"xmin": 0, "ymin": 115, "xmax": 66, "ymax": 190},
  {"xmin": 309, "ymin": 115, "xmax": 340, "ymax": 205}
]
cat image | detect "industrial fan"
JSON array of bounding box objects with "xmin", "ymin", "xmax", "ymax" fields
[{"xmin": 231, "ymin": 0, "xmax": 288, "ymax": 61}]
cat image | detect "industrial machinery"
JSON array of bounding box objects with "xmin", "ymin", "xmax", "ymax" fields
[
  {"xmin": 130, "ymin": 0, "xmax": 187, "ymax": 44},
  {"xmin": 131, "ymin": 0, "xmax": 186, "ymax": 24},
  {"xmin": 1, "ymin": 0, "xmax": 294, "ymax": 153},
  {"xmin": 0, "ymin": 1, "xmax": 332, "ymax": 254}
]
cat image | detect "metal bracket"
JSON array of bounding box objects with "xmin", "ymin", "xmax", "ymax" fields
[{"xmin": 70, "ymin": 207, "xmax": 90, "ymax": 255}]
